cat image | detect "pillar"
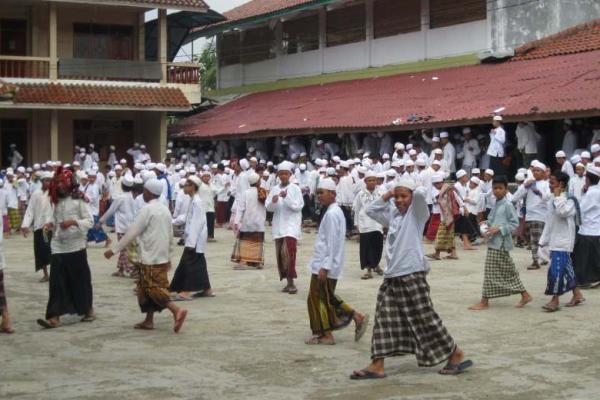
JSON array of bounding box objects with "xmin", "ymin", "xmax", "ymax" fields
[
  {"xmin": 159, "ymin": 9, "xmax": 168, "ymax": 84},
  {"xmin": 139, "ymin": 12, "xmax": 146, "ymax": 61},
  {"xmin": 49, "ymin": 3, "xmax": 58, "ymax": 80},
  {"xmin": 50, "ymin": 110, "xmax": 58, "ymax": 160}
]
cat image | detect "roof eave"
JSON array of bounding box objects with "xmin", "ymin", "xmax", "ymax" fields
[
  {"xmin": 44, "ymin": 0, "xmax": 209, "ymax": 13},
  {"xmin": 4, "ymin": 102, "xmax": 191, "ymax": 112}
]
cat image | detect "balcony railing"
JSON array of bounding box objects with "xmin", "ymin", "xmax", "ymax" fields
[
  {"xmin": 167, "ymin": 63, "xmax": 201, "ymax": 84},
  {"xmin": 59, "ymin": 59, "xmax": 162, "ymax": 82},
  {"xmin": 0, "ymin": 56, "xmax": 50, "ymax": 79}
]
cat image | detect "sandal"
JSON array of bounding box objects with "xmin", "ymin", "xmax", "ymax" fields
[
  {"xmin": 134, "ymin": 322, "xmax": 154, "ymax": 330},
  {"xmin": 361, "ymin": 273, "xmax": 373, "ymax": 280},
  {"xmin": 541, "ymin": 304, "xmax": 559, "ymax": 312},
  {"xmin": 0, "ymin": 326, "xmax": 15, "ymax": 334},
  {"xmin": 350, "ymin": 369, "xmax": 386, "ymax": 380},
  {"xmin": 354, "ymin": 314, "xmax": 370, "ymax": 342},
  {"xmin": 444, "ymin": 255, "xmax": 459, "ymax": 260},
  {"xmin": 288, "ymin": 287, "xmax": 298, "ymax": 295},
  {"xmin": 374, "ymin": 267, "xmax": 384, "ymax": 276},
  {"xmin": 39, "ymin": 276, "xmax": 49, "ymax": 283},
  {"xmin": 81, "ymin": 315, "xmax": 96, "ymax": 322},
  {"xmin": 426, "ymin": 254, "xmax": 441, "ymax": 261},
  {"xmin": 565, "ymin": 298, "xmax": 586, "ymax": 307},
  {"xmin": 305, "ymin": 336, "xmax": 335, "ymax": 345},
  {"xmin": 37, "ymin": 319, "xmax": 59, "ymax": 329},
  {"xmin": 439, "ymin": 360, "xmax": 473, "ymax": 375}
]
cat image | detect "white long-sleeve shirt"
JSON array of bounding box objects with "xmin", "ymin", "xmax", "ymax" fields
[
  {"xmin": 443, "ymin": 142, "xmax": 456, "ymax": 173},
  {"xmin": 113, "ymin": 199, "xmax": 173, "ymax": 265},
  {"xmin": 184, "ymin": 194, "xmax": 207, "ymax": 254},
  {"xmin": 308, "ymin": 203, "xmax": 346, "ymax": 279},
  {"xmin": 562, "ymin": 130, "xmax": 577, "ymax": 158},
  {"xmin": 465, "ymin": 186, "xmax": 481, "ymax": 214},
  {"xmin": 47, "ymin": 197, "xmax": 94, "ymax": 254},
  {"xmin": 99, "ymin": 191, "xmax": 135, "ymax": 234},
  {"xmin": 199, "ymin": 182, "xmax": 218, "ymax": 213},
  {"xmin": 561, "ymin": 161, "xmax": 575, "ymax": 178},
  {"xmin": 578, "ymin": 184, "xmax": 600, "ymax": 236},
  {"xmin": 487, "ymin": 127, "xmax": 506, "ymax": 157},
  {"xmin": 458, "ymin": 139, "xmax": 480, "ymax": 167},
  {"xmin": 83, "ymin": 182, "xmax": 100, "ymax": 216},
  {"xmin": 265, "ymin": 182, "xmax": 304, "ymax": 240},
  {"xmin": 366, "ymin": 187, "xmax": 430, "ymax": 278},
  {"xmin": 336, "ymin": 175, "xmax": 355, "ymax": 205},
  {"xmin": 539, "ymin": 194, "xmax": 577, "ymax": 252},
  {"xmin": 234, "ymin": 187, "xmax": 266, "ymax": 233},
  {"xmin": 568, "ymin": 175, "xmax": 585, "ymax": 201},
  {"xmin": 512, "ymin": 179, "xmax": 552, "ymax": 222},
  {"xmin": 172, "ymin": 193, "xmax": 190, "ymax": 226},
  {"xmin": 21, "ymin": 189, "xmax": 52, "ymax": 231},
  {"xmin": 352, "ymin": 188, "xmax": 383, "ymax": 233},
  {"xmin": 516, "ymin": 123, "xmax": 540, "ymax": 155}
]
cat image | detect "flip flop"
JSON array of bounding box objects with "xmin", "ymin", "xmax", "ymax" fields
[
  {"xmin": 192, "ymin": 291, "xmax": 216, "ymax": 298},
  {"xmin": 172, "ymin": 294, "xmax": 193, "ymax": 302},
  {"xmin": 361, "ymin": 274, "xmax": 373, "ymax": 280},
  {"xmin": 288, "ymin": 287, "xmax": 298, "ymax": 295},
  {"xmin": 350, "ymin": 369, "xmax": 386, "ymax": 380},
  {"xmin": 355, "ymin": 314, "xmax": 370, "ymax": 342},
  {"xmin": 0, "ymin": 326, "xmax": 15, "ymax": 334},
  {"xmin": 541, "ymin": 304, "xmax": 559, "ymax": 312},
  {"xmin": 438, "ymin": 360, "xmax": 473, "ymax": 375},
  {"xmin": 174, "ymin": 309, "xmax": 188, "ymax": 333},
  {"xmin": 134, "ymin": 323, "xmax": 154, "ymax": 330},
  {"xmin": 37, "ymin": 319, "xmax": 58, "ymax": 329},
  {"xmin": 444, "ymin": 256, "xmax": 459, "ymax": 260},
  {"xmin": 80, "ymin": 315, "xmax": 96, "ymax": 322},
  {"xmin": 305, "ymin": 336, "xmax": 335, "ymax": 345},
  {"xmin": 426, "ymin": 254, "xmax": 441, "ymax": 261},
  {"xmin": 565, "ymin": 298, "xmax": 586, "ymax": 307}
]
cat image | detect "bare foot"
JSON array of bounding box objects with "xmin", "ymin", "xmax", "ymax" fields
[
  {"xmin": 134, "ymin": 321, "xmax": 154, "ymax": 330},
  {"xmin": 305, "ymin": 336, "xmax": 335, "ymax": 345},
  {"xmin": 173, "ymin": 308, "xmax": 188, "ymax": 333},
  {"xmin": 516, "ymin": 293, "xmax": 533, "ymax": 308},
  {"xmin": 468, "ymin": 301, "xmax": 489, "ymax": 311}
]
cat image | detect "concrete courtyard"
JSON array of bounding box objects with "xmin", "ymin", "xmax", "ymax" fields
[{"xmin": 1, "ymin": 227, "xmax": 599, "ymax": 400}]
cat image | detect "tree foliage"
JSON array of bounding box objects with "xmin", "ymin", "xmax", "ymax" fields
[{"xmin": 196, "ymin": 39, "xmax": 217, "ymax": 92}]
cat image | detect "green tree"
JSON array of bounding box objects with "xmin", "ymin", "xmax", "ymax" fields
[{"xmin": 196, "ymin": 39, "xmax": 217, "ymax": 92}]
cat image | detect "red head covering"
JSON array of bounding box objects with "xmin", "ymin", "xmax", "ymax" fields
[{"xmin": 49, "ymin": 166, "xmax": 77, "ymax": 204}]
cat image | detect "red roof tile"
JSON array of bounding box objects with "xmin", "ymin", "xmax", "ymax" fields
[
  {"xmin": 512, "ymin": 19, "xmax": 600, "ymax": 61},
  {"xmin": 170, "ymin": 50, "xmax": 600, "ymax": 139},
  {"xmin": 222, "ymin": 0, "xmax": 319, "ymax": 23},
  {"xmin": 13, "ymin": 83, "xmax": 190, "ymax": 110}
]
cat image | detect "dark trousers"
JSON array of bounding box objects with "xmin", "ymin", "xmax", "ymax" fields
[
  {"xmin": 302, "ymin": 194, "xmax": 313, "ymax": 222},
  {"xmin": 226, "ymin": 197, "xmax": 234, "ymax": 221},
  {"xmin": 489, "ymin": 156, "xmax": 506, "ymax": 176},
  {"xmin": 206, "ymin": 212, "xmax": 215, "ymax": 238}
]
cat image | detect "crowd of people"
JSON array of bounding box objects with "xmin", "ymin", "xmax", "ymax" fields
[{"xmin": 0, "ymin": 115, "xmax": 599, "ymax": 380}]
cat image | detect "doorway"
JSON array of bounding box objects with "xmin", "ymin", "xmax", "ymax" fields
[
  {"xmin": 0, "ymin": 118, "xmax": 27, "ymax": 168},
  {"xmin": 73, "ymin": 119, "xmax": 134, "ymax": 167}
]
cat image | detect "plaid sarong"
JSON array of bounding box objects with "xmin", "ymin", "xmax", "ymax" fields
[
  {"xmin": 231, "ymin": 231, "xmax": 264, "ymax": 266},
  {"xmin": 434, "ymin": 223, "xmax": 455, "ymax": 252},
  {"xmin": 371, "ymin": 272, "xmax": 455, "ymax": 367},
  {"xmin": 482, "ymin": 248, "xmax": 526, "ymax": 298},
  {"xmin": 526, "ymin": 221, "xmax": 545, "ymax": 262},
  {"xmin": 307, "ymin": 274, "xmax": 354, "ymax": 336},
  {"xmin": 275, "ymin": 237, "xmax": 297, "ymax": 280},
  {"xmin": 8, "ymin": 208, "xmax": 21, "ymax": 230},
  {"xmin": 137, "ymin": 263, "xmax": 171, "ymax": 313}
]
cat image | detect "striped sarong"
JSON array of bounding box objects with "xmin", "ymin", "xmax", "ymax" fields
[
  {"xmin": 371, "ymin": 272, "xmax": 455, "ymax": 367},
  {"xmin": 545, "ymin": 251, "xmax": 576, "ymax": 296},
  {"xmin": 231, "ymin": 231, "xmax": 264, "ymax": 266},
  {"xmin": 275, "ymin": 237, "xmax": 297, "ymax": 280},
  {"xmin": 307, "ymin": 274, "xmax": 354, "ymax": 336}
]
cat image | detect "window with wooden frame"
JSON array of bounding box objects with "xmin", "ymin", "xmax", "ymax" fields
[
  {"xmin": 326, "ymin": 1, "xmax": 366, "ymax": 47},
  {"xmin": 0, "ymin": 19, "xmax": 27, "ymax": 56},
  {"xmin": 373, "ymin": 0, "xmax": 421, "ymax": 39},
  {"xmin": 241, "ymin": 26, "xmax": 276, "ymax": 64},
  {"xmin": 219, "ymin": 31, "xmax": 241, "ymax": 66},
  {"xmin": 429, "ymin": 0, "xmax": 487, "ymax": 29},
  {"xmin": 73, "ymin": 23, "xmax": 134, "ymax": 60},
  {"xmin": 282, "ymin": 14, "xmax": 320, "ymax": 55}
]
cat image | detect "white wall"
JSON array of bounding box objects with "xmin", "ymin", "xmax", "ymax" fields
[{"xmin": 426, "ymin": 20, "xmax": 488, "ymax": 59}]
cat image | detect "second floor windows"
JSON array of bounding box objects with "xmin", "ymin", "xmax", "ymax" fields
[{"xmin": 73, "ymin": 23, "xmax": 134, "ymax": 60}]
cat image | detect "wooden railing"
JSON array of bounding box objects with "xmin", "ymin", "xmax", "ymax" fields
[
  {"xmin": 167, "ymin": 62, "xmax": 201, "ymax": 84},
  {"xmin": 0, "ymin": 56, "xmax": 51, "ymax": 79}
]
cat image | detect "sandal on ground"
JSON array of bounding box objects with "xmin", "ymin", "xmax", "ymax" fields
[
  {"xmin": 374, "ymin": 267, "xmax": 384, "ymax": 276},
  {"xmin": 281, "ymin": 286, "xmax": 290, "ymax": 293},
  {"xmin": 355, "ymin": 314, "xmax": 370, "ymax": 342},
  {"xmin": 438, "ymin": 360, "xmax": 473, "ymax": 375},
  {"xmin": 444, "ymin": 255, "xmax": 459, "ymax": 260},
  {"xmin": 112, "ymin": 271, "xmax": 125, "ymax": 277},
  {"xmin": 541, "ymin": 304, "xmax": 560, "ymax": 312},
  {"xmin": 361, "ymin": 273, "xmax": 373, "ymax": 280},
  {"xmin": 172, "ymin": 294, "xmax": 193, "ymax": 302},
  {"xmin": 426, "ymin": 254, "xmax": 441, "ymax": 261},
  {"xmin": 39, "ymin": 276, "xmax": 49, "ymax": 283},
  {"xmin": 134, "ymin": 322, "xmax": 154, "ymax": 330},
  {"xmin": 192, "ymin": 291, "xmax": 216, "ymax": 298},
  {"xmin": 0, "ymin": 326, "xmax": 15, "ymax": 334},
  {"xmin": 350, "ymin": 369, "xmax": 386, "ymax": 380},
  {"xmin": 527, "ymin": 264, "xmax": 541, "ymax": 270},
  {"xmin": 565, "ymin": 298, "xmax": 586, "ymax": 307},
  {"xmin": 81, "ymin": 315, "xmax": 96, "ymax": 322},
  {"xmin": 305, "ymin": 336, "xmax": 335, "ymax": 345},
  {"xmin": 37, "ymin": 319, "xmax": 58, "ymax": 329},
  {"xmin": 288, "ymin": 287, "xmax": 298, "ymax": 295}
]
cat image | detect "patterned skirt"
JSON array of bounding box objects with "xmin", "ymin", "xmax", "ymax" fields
[
  {"xmin": 371, "ymin": 272, "xmax": 455, "ymax": 367},
  {"xmin": 137, "ymin": 263, "xmax": 171, "ymax": 313},
  {"xmin": 2, "ymin": 215, "xmax": 8, "ymax": 233},
  {"xmin": 425, "ymin": 214, "xmax": 441, "ymax": 241},
  {"xmin": 434, "ymin": 222, "xmax": 455, "ymax": 252},
  {"xmin": 482, "ymin": 248, "xmax": 526, "ymax": 299},
  {"xmin": 545, "ymin": 251, "xmax": 576, "ymax": 296},
  {"xmin": 307, "ymin": 274, "xmax": 354, "ymax": 336},
  {"xmin": 8, "ymin": 208, "xmax": 21, "ymax": 230},
  {"xmin": 275, "ymin": 237, "xmax": 297, "ymax": 280},
  {"xmin": 231, "ymin": 231, "xmax": 265, "ymax": 266},
  {"xmin": 116, "ymin": 233, "xmax": 132, "ymax": 273},
  {"xmin": 0, "ymin": 270, "xmax": 6, "ymax": 315}
]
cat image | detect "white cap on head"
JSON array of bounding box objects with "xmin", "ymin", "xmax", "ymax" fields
[
  {"xmin": 134, "ymin": 176, "xmax": 143, "ymax": 185},
  {"xmin": 395, "ymin": 177, "xmax": 416, "ymax": 191},
  {"xmin": 587, "ymin": 164, "xmax": 600, "ymax": 177},
  {"xmin": 431, "ymin": 173, "xmax": 444, "ymax": 183},
  {"xmin": 248, "ymin": 146, "xmax": 255, "ymax": 152},
  {"xmin": 188, "ymin": 175, "xmax": 203, "ymax": 188},
  {"xmin": 386, "ymin": 170, "xmax": 397, "ymax": 178},
  {"xmin": 472, "ymin": 168, "xmax": 481, "ymax": 174},
  {"xmin": 456, "ymin": 169, "xmax": 467, "ymax": 179},
  {"xmin": 432, "ymin": 136, "xmax": 440, "ymax": 143},
  {"xmin": 73, "ymin": 161, "xmax": 81, "ymax": 166},
  {"xmin": 382, "ymin": 153, "xmax": 390, "ymax": 159},
  {"xmin": 262, "ymin": 171, "xmax": 270, "ymax": 177},
  {"xmin": 326, "ymin": 167, "xmax": 336, "ymax": 176},
  {"xmin": 40, "ymin": 171, "xmax": 54, "ymax": 180},
  {"xmin": 416, "ymin": 159, "xmax": 427, "ymax": 167},
  {"xmin": 406, "ymin": 144, "xmax": 413, "ymax": 151},
  {"xmin": 17, "ymin": 166, "xmax": 25, "ymax": 173},
  {"xmin": 239, "ymin": 158, "xmax": 250, "ymax": 170},
  {"xmin": 332, "ymin": 156, "xmax": 341, "ymax": 163},
  {"xmin": 591, "ymin": 144, "xmax": 600, "ymax": 153},
  {"xmin": 394, "ymin": 142, "xmax": 405, "ymax": 150},
  {"xmin": 33, "ymin": 163, "xmax": 40, "ymax": 170},
  {"xmin": 250, "ymin": 157, "xmax": 258, "ymax": 163},
  {"xmin": 267, "ymin": 161, "xmax": 274, "ymax": 167},
  {"xmin": 87, "ymin": 170, "xmax": 97, "ymax": 177},
  {"xmin": 405, "ymin": 160, "xmax": 415, "ymax": 167},
  {"xmin": 120, "ymin": 158, "xmax": 127, "ymax": 164},
  {"xmin": 144, "ymin": 178, "xmax": 162, "ymax": 196},
  {"xmin": 122, "ymin": 175, "xmax": 134, "ymax": 187},
  {"xmin": 110, "ymin": 145, "xmax": 115, "ymax": 150},
  {"xmin": 432, "ymin": 160, "xmax": 442, "ymax": 167},
  {"xmin": 408, "ymin": 149, "xmax": 417, "ymax": 156},
  {"xmin": 515, "ymin": 173, "xmax": 525, "ymax": 181},
  {"xmin": 155, "ymin": 163, "xmax": 166, "ymax": 173},
  {"xmin": 531, "ymin": 160, "xmax": 546, "ymax": 170},
  {"xmin": 299, "ymin": 163, "xmax": 307, "ymax": 171},
  {"xmin": 493, "ymin": 115, "xmax": 503, "ymax": 121},
  {"xmin": 364, "ymin": 171, "xmax": 377, "ymax": 179},
  {"xmin": 581, "ymin": 151, "xmax": 591, "ymax": 159},
  {"xmin": 576, "ymin": 162, "xmax": 585, "ymax": 169},
  {"xmin": 247, "ymin": 172, "xmax": 260, "ymax": 185},
  {"xmin": 470, "ymin": 176, "xmax": 480, "ymax": 185},
  {"xmin": 317, "ymin": 140, "xmax": 324, "ymax": 145},
  {"xmin": 555, "ymin": 150, "xmax": 566, "ymax": 158},
  {"xmin": 571, "ymin": 155, "xmax": 582, "ymax": 165},
  {"xmin": 278, "ymin": 161, "xmax": 293, "ymax": 172},
  {"xmin": 339, "ymin": 161, "xmax": 350, "ymax": 169},
  {"xmin": 440, "ymin": 131, "xmax": 449, "ymax": 138},
  {"xmin": 433, "ymin": 149, "xmax": 443, "ymax": 155},
  {"xmin": 463, "ymin": 127, "xmax": 472, "ymax": 134},
  {"xmin": 317, "ymin": 178, "xmax": 337, "ymax": 191},
  {"xmin": 485, "ymin": 169, "xmax": 495, "ymax": 176},
  {"xmin": 140, "ymin": 144, "xmax": 146, "ymax": 149},
  {"xmin": 391, "ymin": 160, "xmax": 404, "ymax": 168}
]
